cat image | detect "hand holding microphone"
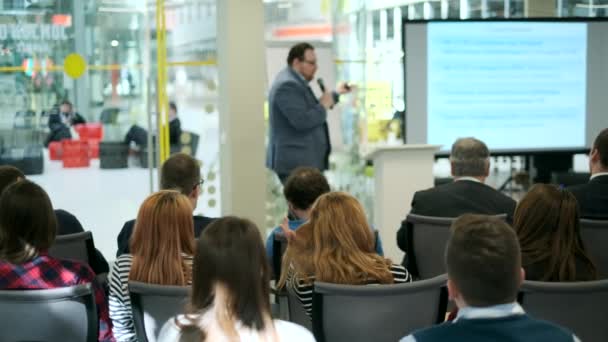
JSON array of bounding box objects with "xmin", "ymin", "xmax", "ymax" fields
[{"xmin": 317, "ymin": 78, "xmax": 335, "ymax": 110}]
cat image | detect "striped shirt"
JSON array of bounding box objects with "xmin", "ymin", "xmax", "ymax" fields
[
  {"xmin": 108, "ymin": 254, "xmax": 193, "ymax": 342},
  {"xmin": 288, "ymin": 263, "xmax": 412, "ymax": 317}
]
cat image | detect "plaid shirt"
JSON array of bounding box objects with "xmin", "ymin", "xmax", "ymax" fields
[{"xmin": 0, "ymin": 253, "xmax": 115, "ymax": 342}]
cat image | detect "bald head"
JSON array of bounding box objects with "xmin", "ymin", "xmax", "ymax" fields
[{"xmin": 450, "ymin": 138, "xmax": 490, "ymax": 179}]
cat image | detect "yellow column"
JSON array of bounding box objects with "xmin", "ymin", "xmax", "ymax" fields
[
  {"xmin": 156, "ymin": 0, "xmax": 170, "ymax": 165},
  {"xmin": 525, "ymin": 0, "xmax": 556, "ymax": 17}
]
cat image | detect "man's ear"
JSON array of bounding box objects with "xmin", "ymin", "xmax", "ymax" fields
[
  {"xmin": 447, "ymin": 278, "xmax": 459, "ymax": 301},
  {"xmin": 590, "ymin": 148, "xmax": 600, "ymax": 163},
  {"xmin": 189, "ymin": 185, "xmax": 200, "ymax": 200},
  {"xmin": 519, "ymin": 267, "xmax": 526, "ymax": 286}
]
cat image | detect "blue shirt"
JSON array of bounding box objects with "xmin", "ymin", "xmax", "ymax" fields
[
  {"xmin": 400, "ymin": 303, "xmax": 579, "ymax": 342},
  {"xmin": 265, "ymin": 219, "xmax": 384, "ymax": 262}
]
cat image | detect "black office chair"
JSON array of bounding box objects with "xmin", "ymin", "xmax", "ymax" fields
[
  {"xmin": 129, "ymin": 281, "xmax": 190, "ymax": 342},
  {"xmin": 0, "ymin": 284, "xmax": 98, "ymax": 342}
]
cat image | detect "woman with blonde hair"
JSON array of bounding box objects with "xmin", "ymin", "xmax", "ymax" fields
[
  {"xmin": 109, "ymin": 190, "xmax": 195, "ymax": 341},
  {"xmin": 514, "ymin": 184, "xmax": 597, "ymax": 282},
  {"xmin": 157, "ymin": 216, "xmax": 314, "ymax": 342},
  {"xmin": 278, "ymin": 191, "xmax": 411, "ymax": 317}
]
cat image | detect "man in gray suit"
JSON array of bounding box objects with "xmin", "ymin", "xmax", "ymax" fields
[{"xmin": 266, "ymin": 42, "xmax": 350, "ymax": 183}]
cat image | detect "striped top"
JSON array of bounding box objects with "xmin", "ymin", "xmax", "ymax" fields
[
  {"xmin": 108, "ymin": 254, "xmax": 193, "ymax": 342},
  {"xmin": 288, "ymin": 263, "xmax": 412, "ymax": 318}
]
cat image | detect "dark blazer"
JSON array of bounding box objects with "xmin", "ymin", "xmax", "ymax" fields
[
  {"xmin": 397, "ymin": 180, "xmax": 517, "ymax": 252},
  {"xmin": 54, "ymin": 209, "xmax": 109, "ymax": 275},
  {"xmin": 266, "ymin": 67, "xmax": 331, "ymax": 176},
  {"xmin": 116, "ymin": 215, "xmax": 215, "ymax": 257},
  {"xmin": 568, "ymin": 174, "xmax": 608, "ymax": 219}
]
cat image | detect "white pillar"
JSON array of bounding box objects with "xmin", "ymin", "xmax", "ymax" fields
[{"xmin": 217, "ymin": 0, "xmax": 266, "ymax": 230}]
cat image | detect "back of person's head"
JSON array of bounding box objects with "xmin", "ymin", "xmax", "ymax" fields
[
  {"xmin": 592, "ymin": 128, "xmax": 608, "ymax": 170},
  {"xmin": 160, "ymin": 153, "xmax": 201, "ymax": 196},
  {"xmin": 0, "ymin": 165, "xmax": 25, "ymax": 195},
  {"xmin": 287, "ymin": 42, "xmax": 314, "ymax": 66},
  {"xmin": 129, "ymin": 190, "xmax": 195, "ymax": 286},
  {"xmin": 450, "ymin": 137, "xmax": 490, "ymax": 178},
  {"xmin": 0, "ymin": 180, "xmax": 57, "ymax": 264},
  {"xmin": 283, "ymin": 167, "xmax": 330, "ymax": 210},
  {"xmin": 514, "ymin": 184, "xmax": 597, "ymax": 281},
  {"xmin": 169, "ymin": 101, "xmax": 177, "ymax": 113},
  {"xmin": 280, "ymin": 191, "xmax": 392, "ymax": 285},
  {"xmin": 447, "ymin": 214, "xmax": 521, "ymax": 307},
  {"xmin": 181, "ymin": 216, "xmax": 272, "ymax": 339}
]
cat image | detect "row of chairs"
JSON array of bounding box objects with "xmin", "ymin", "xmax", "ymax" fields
[
  {"xmin": 2, "ymin": 275, "xmax": 606, "ymax": 342},
  {"xmin": 404, "ymin": 215, "xmax": 608, "ymax": 279}
]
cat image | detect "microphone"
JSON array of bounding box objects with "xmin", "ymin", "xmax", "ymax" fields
[{"xmin": 317, "ymin": 78, "xmax": 326, "ymax": 92}]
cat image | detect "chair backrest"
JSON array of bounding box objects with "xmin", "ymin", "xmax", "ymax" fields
[
  {"xmin": 579, "ymin": 219, "xmax": 608, "ymax": 279},
  {"xmin": 272, "ymin": 232, "xmax": 288, "ymax": 280},
  {"xmin": 129, "ymin": 281, "xmax": 191, "ymax": 342},
  {"xmin": 286, "ymin": 281, "xmax": 313, "ymax": 331},
  {"xmin": 0, "ymin": 283, "xmax": 97, "ymax": 342},
  {"xmin": 406, "ymin": 213, "xmax": 507, "ymax": 279},
  {"xmin": 520, "ymin": 279, "xmax": 608, "ymax": 342},
  {"xmin": 312, "ymin": 274, "xmax": 448, "ymax": 342},
  {"xmin": 49, "ymin": 231, "xmax": 95, "ymax": 265}
]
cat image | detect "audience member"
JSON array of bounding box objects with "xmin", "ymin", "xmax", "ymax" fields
[
  {"xmin": 265, "ymin": 167, "xmax": 384, "ymax": 267},
  {"xmin": 116, "ymin": 153, "xmax": 214, "ymax": 257},
  {"xmin": 401, "ymin": 214, "xmax": 579, "ymax": 342},
  {"xmin": 157, "ymin": 216, "xmax": 315, "ymax": 342},
  {"xmin": 109, "ymin": 190, "xmax": 195, "ymax": 341},
  {"xmin": 397, "ymin": 137, "xmax": 516, "ymax": 253},
  {"xmin": 0, "ymin": 165, "xmax": 109, "ymax": 274},
  {"xmin": 0, "ymin": 180, "xmax": 114, "ymax": 342},
  {"xmin": 279, "ymin": 191, "xmax": 411, "ymax": 317},
  {"xmin": 569, "ymin": 128, "xmax": 608, "ymax": 219},
  {"xmin": 514, "ymin": 184, "xmax": 597, "ymax": 282}
]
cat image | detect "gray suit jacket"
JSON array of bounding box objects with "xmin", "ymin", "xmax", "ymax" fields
[{"xmin": 266, "ymin": 67, "xmax": 331, "ymax": 175}]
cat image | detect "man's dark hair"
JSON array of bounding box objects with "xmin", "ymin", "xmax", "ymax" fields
[
  {"xmin": 169, "ymin": 101, "xmax": 177, "ymax": 113},
  {"xmin": 0, "ymin": 165, "xmax": 25, "ymax": 195},
  {"xmin": 593, "ymin": 128, "xmax": 608, "ymax": 168},
  {"xmin": 446, "ymin": 214, "xmax": 521, "ymax": 307},
  {"xmin": 160, "ymin": 153, "xmax": 201, "ymax": 195},
  {"xmin": 283, "ymin": 167, "xmax": 330, "ymax": 210},
  {"xmin": 0, "ymin": 180, "xmax": 57, "ymax": 263},
  {"xmin": 287, "ymin": 42, "xmax": 314, "ymax": 66},
  {"xmin": 60, "ymin": 99, "xmax": 72, "ymax": 108}
]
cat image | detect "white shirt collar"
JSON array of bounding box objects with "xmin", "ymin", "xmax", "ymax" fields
[
  {"xmin": 454, "ymin": 176, "xmax": 482, "ymax": 183},
  {"xmin": 454, "ymin": 302, "xmax": 525, "ymax": 322},
  {"xmin": 590, "ymin": 172, "xmax": 608, "ymax": 181}
]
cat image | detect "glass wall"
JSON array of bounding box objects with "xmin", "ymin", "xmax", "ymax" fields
[{"xmin": 0, "ymin": 0, "xmax": 219, "ymax": 259}]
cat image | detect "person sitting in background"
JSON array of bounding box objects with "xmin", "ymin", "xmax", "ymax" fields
[
  {"xmin": 401, "ymin": 214, "xmax": 579, "ymax": 342},
  {"xmin": 0, "ymin": 165, "xmax": 109, "ymax": 275},
  {"xmin": 514, "ymin": 184, "xmax": 597, "ymax": 282},
  {"xmin": 157, "ymin": 216, "xmax": 315, "ymax": 342},
  {"xmin": 278, "ymin": 191, "xmax": 411, "ymax": 318},
  {"xmin": 124, "ymin": 101, "xmax": 182, "ymax": 148},
  {"xmin": 60, "ymin": 99, "xmax": 87, "ymax": 126},
  {"xmin": 116, "ymin": 153, "xmax": 214, "ymax": 257},
  {"xmin": 109, "ymin": 191, "xmax": 195, "ymax": 342},
  {"xmin": 397, "ymin": 137, "xmax": 517, "ymax": 254},
  {"xmin": 568, "ymin": 128, "xmax": 608, "ymax": 219},
  {"xmin": 44, "ymin": 105, "xmax": 72, "ymax": 147},
  {"xmin": 0, "ymin": 180, "xmax": 114, "ymax": 342}
]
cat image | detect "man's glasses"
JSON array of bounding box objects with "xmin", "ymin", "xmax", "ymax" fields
[
  {"xmin": 302, "ymin": 59, "xmax": 317, "ymax": 66},
  {"xmin": 194, "ymin": 179, "xmax": 204, "ymax": 190}
]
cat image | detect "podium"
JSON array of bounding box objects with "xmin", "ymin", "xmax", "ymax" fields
[{"xmin": 365, "ymin": 144, "xmax": 440, "ymax": 262}]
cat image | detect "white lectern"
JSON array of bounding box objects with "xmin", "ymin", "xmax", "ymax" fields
[{"xmin": 365, "ymin": 144, "xmax": 440, "ymax": 263}]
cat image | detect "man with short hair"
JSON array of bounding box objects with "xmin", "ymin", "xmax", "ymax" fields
[
  {"xmin": 116, "ymin": 153, "xmax": 214, "ymax": 256},
  {"xmin": 60, "ymin": 99, "xmax": 86, "ymax": 126},
  {"xmin": 400, "ymin": 214, "xmax": 579, "ymax": 342},
  {"xmin": 0, "ymin": 165, "xmax": 109, "ymax": 275},
  {"xmin": 397, "ymin": 137, "xmax": 516, "ymax": 253},
  {"xmin": 266, "ymin": 42, "xmax": 351, "ymax": 183},
  {"xmin": 568, "ymin": 128, "xmax": 608, "ymax": 219}
]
